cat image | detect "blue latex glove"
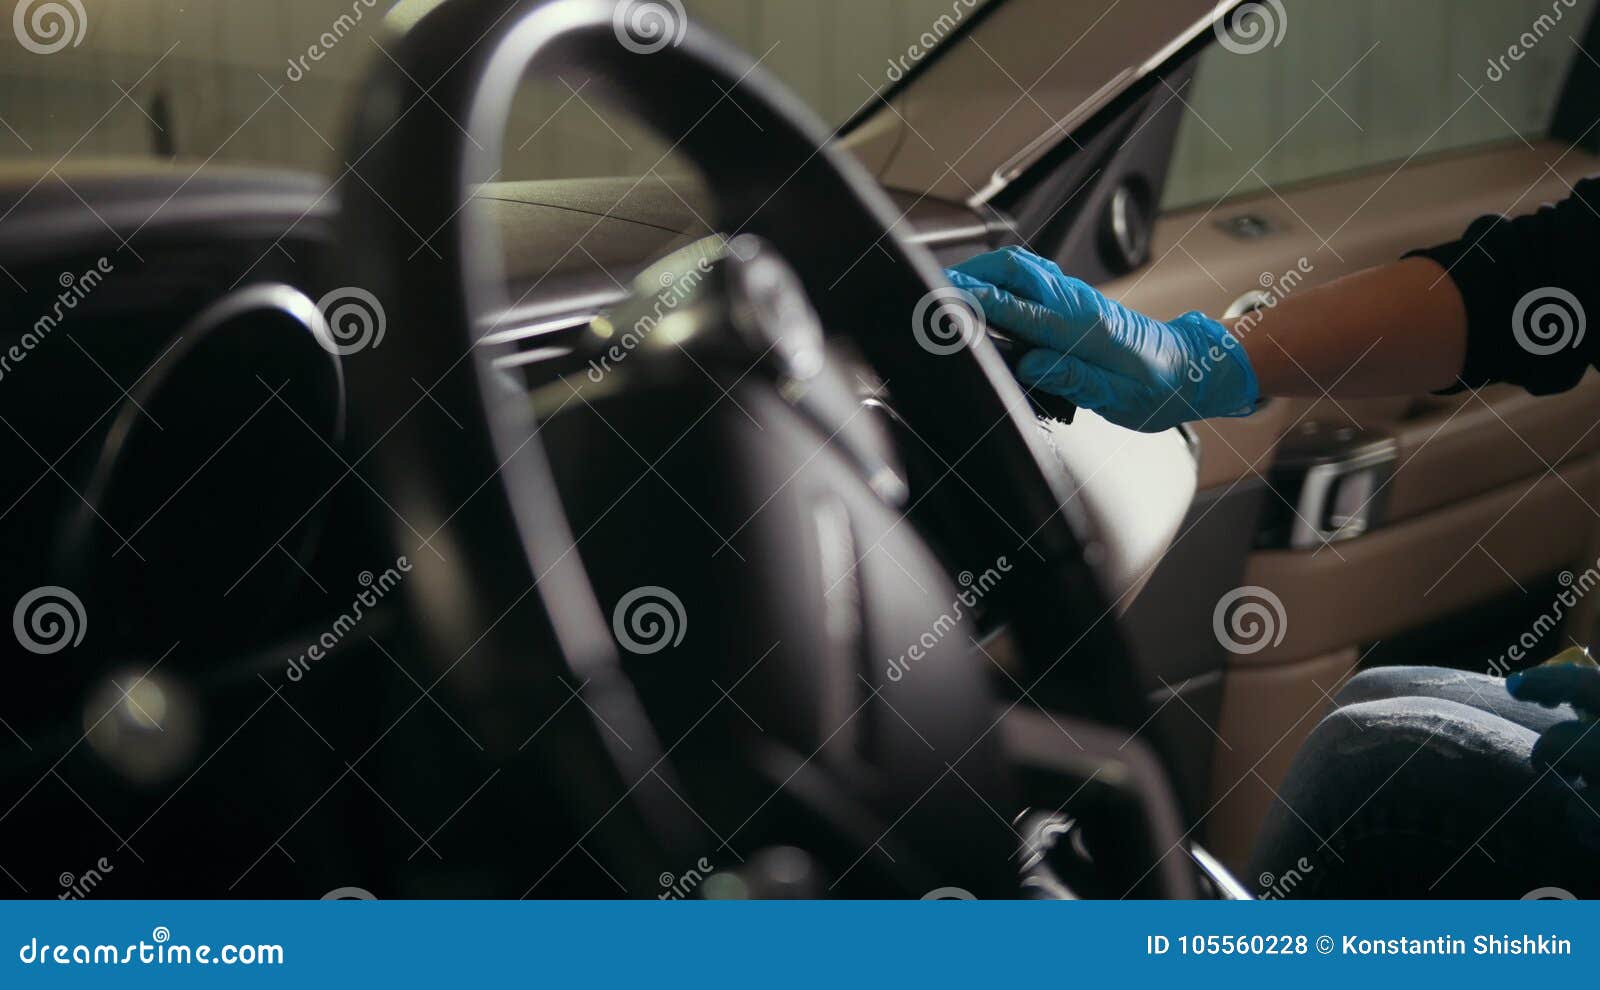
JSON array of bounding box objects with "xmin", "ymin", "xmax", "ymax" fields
[
  {"xmin": 1507, "ymin": 664, "xmax": 1600, "ymax": 781},
  {"xmin": 945, "ymin": 246, "xmax": 1259, "ymax": 433}
]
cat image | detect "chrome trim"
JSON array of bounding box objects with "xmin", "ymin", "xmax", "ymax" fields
[
  {"xmin": 1190, "ymin": 843, "xmax": 1253, "ymax": 900},
  {"xmin": 491, "ymin": 345, "xmax": 576, "ymax": 370},
  {"xmin": 1288, "ymin": 439, "xmax": 1396, "ymax": 549},
  {"xmin": 971, "ymin": 0, "xmax": 1237, "ymax": 206},
  {"xmin": 905, "ymin": 219, "xmax": 993, "ymax": 248},
  {"xmin": 475, "ymin": 201, "xmax": 995, "ymax": 356},
  {"xmin": 1223, "ymin": 289, "xmax": 1273, "ymax": 320},
  {"xmin": 477, "ymin": 289, "xmax": 627, "ymax": 342},
  {"xmin": 63, "ymin": 282, "xmax": 345, "ymax": 568},
  {"xmin": 1176, "ymin": 422, "xmax": 1202, "ymax": 462},
  {"xmin": 478, "ymin": 311, "xmax": 597, "ymax": 347},
  {"xmin": 1109, "ymin": 184, "xmax": 1136, "ymax": 257},
  {"xmin": 1216, "ymin": 212, "xmax": 1279, "ymax": 240}
]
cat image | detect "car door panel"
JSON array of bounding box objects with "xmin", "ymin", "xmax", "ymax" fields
[
  {"xmin": 1109, "ymin": 141, "xmax": 1600, "ymax": 488},
  {"xmin": 1098, "ymin": 139, "xmax": 1600, "ymax": 868}
]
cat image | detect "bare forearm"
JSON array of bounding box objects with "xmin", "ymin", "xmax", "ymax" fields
[{"xmin": 1225, "ymin": 257, "xmax": 1468, "ymax": 398}]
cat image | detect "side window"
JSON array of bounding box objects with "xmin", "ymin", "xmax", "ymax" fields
[
  {"xmin": 0, "ymin": 0, "xmax": 987, "ymax": 179},
  {"xmin": 1162, "ymin": 0, "xmax": 1597, "ymax": 210}
]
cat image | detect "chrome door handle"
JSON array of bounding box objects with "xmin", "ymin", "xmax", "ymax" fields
[
  {"xmin": 1261, "ymin": 423, "xmax": 1398, "ymax": 550},
  {"xmin": 1223, "ymin": 289, "xmax": 1273, "ymax": 319}
]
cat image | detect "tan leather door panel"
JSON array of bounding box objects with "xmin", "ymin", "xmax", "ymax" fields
[{"xmin": 1099, "ymin": 140, "xmax": 1600, "ymax": 869}]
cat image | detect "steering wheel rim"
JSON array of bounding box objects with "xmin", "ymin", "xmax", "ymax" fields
[{"xmin": 336, "ymin": 0, "xmax": 1150, "ymax": 897}]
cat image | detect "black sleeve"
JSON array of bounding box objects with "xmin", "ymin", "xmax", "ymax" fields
[{"xmin": 1405, "ymin": 175, "xmax": 1600, "ymax": 395}]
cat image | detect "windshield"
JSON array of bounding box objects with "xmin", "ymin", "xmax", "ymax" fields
[{"xmin": 0, "ymin": 0, "xmax": 992, "ymax": 178}]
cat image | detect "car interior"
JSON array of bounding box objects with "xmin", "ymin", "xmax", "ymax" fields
[{"xmin": 2, "ymin": 0, "xmax": 1598, "ymax": 899}]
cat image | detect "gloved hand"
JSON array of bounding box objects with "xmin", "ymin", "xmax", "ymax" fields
[
  {"xmin": 1508, "ymin": 664, "xmax": 1600, "ymax": 781},
  {"xmin": 945, "ymin": 246, "xmax": 1259, "ymax": 433}
]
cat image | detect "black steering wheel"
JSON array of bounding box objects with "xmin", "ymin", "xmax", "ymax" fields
[{"xmin": 334, "ymin": 0, "xmax": 1176, "ymax": 899}]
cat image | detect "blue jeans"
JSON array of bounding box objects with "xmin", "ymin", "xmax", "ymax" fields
[{"xmin": 1247, "ymin": 665, "xmax": 1600, "ymax": 898}]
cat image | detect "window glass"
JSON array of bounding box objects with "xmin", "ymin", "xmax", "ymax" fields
[
  {"xmin": 1162, "ymin": 0, "xmax": 1597, "ymax": 210},
  {"xmin": 0, "ymin": 0, "xmax": 989, "ymax": 179}
]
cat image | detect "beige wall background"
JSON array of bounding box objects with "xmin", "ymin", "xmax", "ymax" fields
[
  {"xmin": 1164, "ymin": 0, "xmax": 1595, "ymax": 208},
  {"xmin": 0, "ymin": 0, "xmax": 1591, "ymax": 203},
  {"xmin": 0, "ymin": 0, "xmax": 983, "ymax": 179}
]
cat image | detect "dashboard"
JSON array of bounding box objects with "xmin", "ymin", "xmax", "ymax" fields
[
  {"xmin": 0, "ymin": 156, "xmax": 1202, "ymax": 660},
  {"xmin": 0, "ymin": 156, "xmax": 1200, "ymax": 748},
  {"xmin": 0, "ymin": 155, "xmax": 1206, "ymax": 896},
  {"xmin": 0, "ymin": 163, "xmax": 1014, "ymax": 668},
  {"xmin": 0, "ymin": 166, "xmax": 347, "ymax": 657}
]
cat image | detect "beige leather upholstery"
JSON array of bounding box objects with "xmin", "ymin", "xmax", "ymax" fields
[{"xmin": 1040, "ymin": 410, "xmax": 1198, "ymax": 612}]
